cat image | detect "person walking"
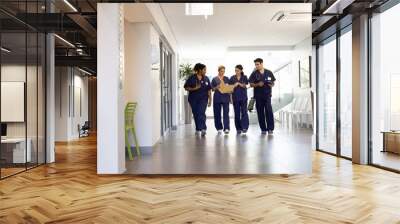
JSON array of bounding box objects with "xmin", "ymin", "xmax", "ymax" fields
[
  {"xmin": 211, "ymin": 65, "xmax": 231, "ymax": 134},
  {"xmin": 248, "ymin": 58, "xmax": 276, "ymax": 135},
  {"xmin": 184, "ymin": 63, "xmax": 212, "ymax": 136},
  {"xmin": 230, "ymin": 65, "xmax": 249, "ymax": 135}
]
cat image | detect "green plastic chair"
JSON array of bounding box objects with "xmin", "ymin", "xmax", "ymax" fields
[{"xmin": 125, "ymin": 102, "xmax": 140, "ymax": 160}]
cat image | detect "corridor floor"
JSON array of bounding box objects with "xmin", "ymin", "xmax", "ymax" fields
[{"xmin": 126, "ymin": 120, "xmax": 312, "ymax": 174}]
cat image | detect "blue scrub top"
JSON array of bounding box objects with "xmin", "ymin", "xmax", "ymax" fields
[
  {"xmin": 229, "ymin": 74, "xmax": 248, "ymax": 102},
  {"xmin": 211, "ymin": 76, "xmax": 231, "ymax": 103},
  {"xmin": 184, "ymin": 74, "xmax": 211, "ymax": 102},
  {"xmin": 249, "ymin": 69, "xmax": 276, "ymax": 100}
]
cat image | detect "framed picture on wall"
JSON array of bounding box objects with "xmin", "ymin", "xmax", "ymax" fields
[{"xmin": 299, "ymin": 56, "xmax": 311, "ymax": 88}]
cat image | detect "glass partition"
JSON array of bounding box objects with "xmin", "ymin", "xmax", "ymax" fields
[
  {"xmin": 339, "ymin": 28, "xmax": 352, "ymax": 158},
  {"xmin": 317, "ymin": 36, "xmax": 337, "ymax": 154},
  {"xmin": 272, "ymin": 63, "xmax": 294, "ymax": 112},
  {"xmin": 1, "ymin": 31, "xmax": 28, "ymax": 177},
  {"xmin": 0, "ymin": 2, "xmax": 46, "ymax": 179},
  {"xmin": 370, "ymin": 3, "xmax": 400, "ymax": 171},
  {"xmin": 27, "ymin": 31, "xmax": 38, "ymax": 169}
]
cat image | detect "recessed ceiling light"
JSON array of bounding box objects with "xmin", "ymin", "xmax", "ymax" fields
[{"xmin": 185, "ymin": 3, "xmax": 213, "ymax": 19}]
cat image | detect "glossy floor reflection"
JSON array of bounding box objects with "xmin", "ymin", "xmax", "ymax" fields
[
  {"xmin": 373, "ymin": 151, "xmax": 400, "ymax": 171},
  {"xmin": 126, "ymin": 119, "xmax": 312, "ymax": 174}
]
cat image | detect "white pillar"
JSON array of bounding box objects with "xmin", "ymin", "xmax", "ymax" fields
[
  {"xmin": 352, "ymin": 14, "xmax": 369, "ymax": 164},
  {"xmin": 97, "ymin": 3, "xmax": 126, "ymax": 174},
  {"xmin": 45, "ymin": 0, "xmax": 55, "ymax": 164},
  {"xmin": 46, "ymin": 33, "xmax": 55, "ymax": 163}
]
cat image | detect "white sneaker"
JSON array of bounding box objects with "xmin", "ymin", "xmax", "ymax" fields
[
  {"xmin": 224, "ymin": 129, "xmax": 230, "ymax": 134},
  {"xmin": 268, "ymin": 130, "xmax": 274, "ymax": 135},
  {"xmin": 241, "ymin": 130, "xmax": 247, "ymax": 135},
  {"xmin": 201, "ymin": 130, "xmax": 207, "ymax": 136},
  {"xmin": 217, "ymin": 130, "xmax": 223, "ymax": 134}
]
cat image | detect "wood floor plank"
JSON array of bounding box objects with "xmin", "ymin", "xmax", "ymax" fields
[{"xmin": 0, "ymin": 135, "xmax": 400, "ymax": 223}]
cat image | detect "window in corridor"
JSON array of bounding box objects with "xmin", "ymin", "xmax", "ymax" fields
[
  {"xmin": 317, "ymin": 36, "xmax": 337, "ymax": 154},
  {"xmin": 339, "ymin": 27, "xmax": 352, "ymax": 158},
  {"xmin": 370, "ymin": 3, "xmax": 400, "ymax": 171}
]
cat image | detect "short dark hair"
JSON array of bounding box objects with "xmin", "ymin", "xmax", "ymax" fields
[
  {"xmin": 254, "ymin": 58, "xmax": 263, "ymax": 64},
  {"xmin": 193, "ymin": 63, "xmax": 206, "ymax": 72}
]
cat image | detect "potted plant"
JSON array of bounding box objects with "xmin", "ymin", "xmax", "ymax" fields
[
  {"xmin": 179, "ymin": 63, "xmax": 194, "ymax": 81},
  {"xmin": 179, "ymin": 63, "xmax": 194, "ymax": 124}
]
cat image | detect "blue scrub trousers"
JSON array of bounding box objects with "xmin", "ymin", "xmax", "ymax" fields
[
  {"xmin": 190, "ymin": 99, "xmax": 208, "ymax": 131},
  {"xmin": 233, "ymin": 100, "xmax": 249, "ymax": 132},
  {"xmin": 255, "ymin": 97, "xmax": 274, "ymax": 132},
  {"xmin": 213, "ymin": 102, "xmax": 230, "ymax": 131}
]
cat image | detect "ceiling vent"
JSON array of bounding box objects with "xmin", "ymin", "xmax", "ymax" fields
[{"xmin": 271, "ymin": 11, "xmax": 311, "ymax": 22}]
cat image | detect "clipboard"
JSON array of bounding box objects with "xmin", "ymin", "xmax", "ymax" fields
[{"xmin": 219, "ymin": 83, "xmax": 234, "ymax": 94}]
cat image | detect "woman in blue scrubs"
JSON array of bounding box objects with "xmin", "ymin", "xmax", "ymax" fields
[
  {"xmin": 211, "ymin": 66, "xmax": 231, "ymax": 134},
  {"xmin": 230, "ymin": 65, "xmax": 249, "ymax": 135},
  {"xmin": 184, "ymin": 63, "xmax": 212, "ymax": 136}
]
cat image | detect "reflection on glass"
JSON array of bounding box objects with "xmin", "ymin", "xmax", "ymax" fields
[
  {"xmin": 0, "ymin": 1, "xmax": 47, "ymax": 178},
  {"xmin": 340, "ymin": 29, "xmax": 352, "ymax": 158},
  {"xmin": 318, "ymin": 37, "xmax": 337, "ymax": 154},
  {"xmin": 371, "ymin": 4, "xmax": 400, "ymax": 171}
]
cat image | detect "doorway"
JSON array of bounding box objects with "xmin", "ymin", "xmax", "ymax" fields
[{"xmin": 160, "ymin": 41, "xmax": 173, "ymax": 136}]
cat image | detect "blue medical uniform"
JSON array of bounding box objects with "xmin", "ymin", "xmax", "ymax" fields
[
  {"xmin": 211, "ymin": 76, "xmax": 231, "ymax": 131},
  {"xmin": 184, "ymin": 74, "xmax": 211, "ymax": 131},
  {"xmin": 229, "ymin": 74, "xmax": 249, "ymax": 132},
  {"xmin": 248, "ymin": 69, "xmax": 276, "ymax": 132}
]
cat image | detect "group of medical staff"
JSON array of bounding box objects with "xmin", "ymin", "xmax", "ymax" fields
[{"xmin": 184, "ymin": 58, "xmax": 276, "ymax": 136}]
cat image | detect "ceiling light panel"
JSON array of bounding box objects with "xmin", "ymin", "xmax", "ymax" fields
[{"xmin": 185, "ymin": 3, "xmax": 213, "ymax": 16}]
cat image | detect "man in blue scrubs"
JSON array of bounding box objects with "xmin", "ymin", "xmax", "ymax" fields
[
  {"xmin": 211, "ymin": 66, "xmax": 231, "ymax": 134},
  {"xmin": 249, "ymin": 58, "xmax": 276, "ymax": 135},
  {"xmin": 184, "ymin": 63, "xmax": 212, "ymax": 136},
  {"xmin": 230, "ymin": 64, "xmax": 249, "ymax": 135}
]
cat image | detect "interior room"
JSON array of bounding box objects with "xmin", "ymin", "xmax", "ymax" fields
[
  {"xmin": 97, "ymin": 3, "xmax": 314, "ymax": 174},
  {"xmin": 1, "ymin": 1, "xmax": 400, "ymax": 223}
]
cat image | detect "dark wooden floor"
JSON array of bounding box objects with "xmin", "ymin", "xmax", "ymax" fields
[{"xmin": 0, "ymin": 135, "xmax": 400, "ymax": 223}]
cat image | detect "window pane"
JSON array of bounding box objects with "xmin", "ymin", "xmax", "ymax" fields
[
  {"xmin": 318, "ymin": 37, "xmax": 337, "ymax": 154},
  {"xmin": 371, "ymin": 4, "xmax": 400, "ymax": 171},
  {"xmin": 340, "ymin": 29, "xmax": 352, "ymax": 158}
]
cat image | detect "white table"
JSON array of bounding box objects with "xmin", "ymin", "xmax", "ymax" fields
[{"xmin": 1, "ymin": 138, "xmax": 31, "ymax": 163}]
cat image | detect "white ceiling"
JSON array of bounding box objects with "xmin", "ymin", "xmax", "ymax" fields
[{"xmin": 160, "ymin": 3, "xmax": 311, "ymax": 59}]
